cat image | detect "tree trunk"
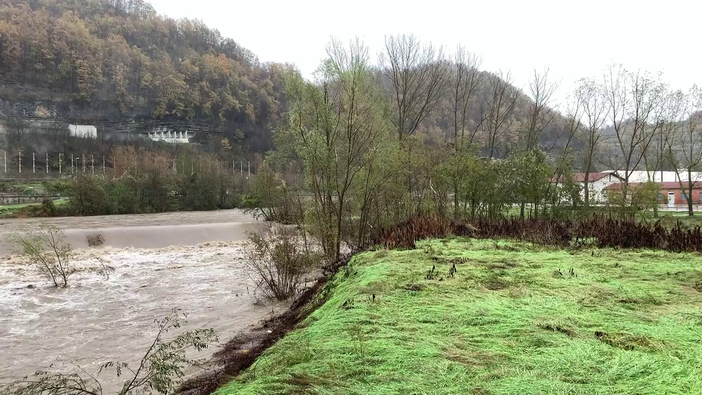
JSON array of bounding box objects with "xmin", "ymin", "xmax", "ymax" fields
[
  {"xmin": 622, "ymin": 181, "xmax": 629, "ymax": 216},
  {"xmin": 583, "ymin": 178, "xmax": 590, "ymax": 207},
  {"xmin": 335, "ymin": 197, "xmax": 344, "ymax": 261},
  {"xmin": 689, "ymin": 168, "xmax": 694, "ymax": 217},
  {"xmin": 454, "ymin": 182, "xmax": 459, "ymax": 219}
]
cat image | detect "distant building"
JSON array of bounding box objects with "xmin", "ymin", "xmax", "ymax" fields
[
  {"xmin": 613, "ymin": 170, "xmax": 702, "ymax": 183},
  {"xmin": 605, "ymin": 181, "xmax": 702, "ymax": 208},
  {"xmin": 68, "ymin": 124, "xmax": 97, "ymax": 138},
  {"xmin": 147, "ymin": 129, "xmax": 190, "ymax": 144},
  {"xmin": 555, "ymin": 169, "xmax": 702, "ymax": 210},
  {"xmin": 552, "ymin": 171, "xmax": 622, "ymax": 203}
]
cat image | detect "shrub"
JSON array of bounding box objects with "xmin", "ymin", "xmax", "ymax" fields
[
  {"xmin": 245, "ymin": 167, "xmax": 304, "ymax": 224},
  {"xmin": 87, "ymin": 234, "xmax": 105, "ymax": 247},
  {"xmin": 68, "ymin": 175, "xmax": 111, "ymax": 216},
  {"xmin": 39, "ymin": 198, "xmax": 56, "ymax": 216},
  {"xmin": 14, "ymin": 198, "xmax": 57, "ymax": 218},
  {"xmin": 245, "ymin": 225, "xmax": 322, "ymax": 301},
  {"xmin": 44, "ymin": 180, "xmax": 72, "ymax": 196},
  {"xmin": 11, "ymin": 224, "xmax": 73, "ymax": 287}
]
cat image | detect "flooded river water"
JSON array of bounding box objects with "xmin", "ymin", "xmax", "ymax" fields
[{"xmin": 0, "ymin": 210, "xmax": 284, "ymax": 390}]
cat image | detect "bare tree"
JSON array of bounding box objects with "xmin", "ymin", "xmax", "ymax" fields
[
  {"xmin": 575, "ymin": 78, "xmax": 607, "ymax": 206},
  {"xmin": 381, "ymin": 34, "xmax": 450, "ymax": 140},
  {"xmin": 11, "ymin": 224, "xmax": 73, "ymax": 288},
  {"xmin": 517, "ymin": 68, "xmax": 559, "ymax": 218},
  {"xmin": 449, "ymin": 44, "xmax": 482, "ymax": 217},
  {"xmin": 545, "ymin": 91, "xmax": 581, "ymax": 157},
  {"xmin": 544, "ymin": 90, "xmax": 582, "ymax": 213},
  {"xmin": 451, "ymin": 45, "xmax": 483, "ymax": 147},
  {"xmin": 523, "ymin": 68, "xmax": 558, "ymax": 152},
  {"xmin": 483, "ymin": 71, "xmax": 519, "ymax": 158},
  {"xmin": 642, "ymin": 98, "xmax": 668, "ymax": 217},
  {"xmin": 245, "ymin": 225, "xmax": 321, "ymax": 301},
  {"xmin": 664, "ymin": 86, "xmax": 702, "ymax": 216},
  {"xmin": 604, "ymin": 65, "xmax": 666, "ymax": 203}
]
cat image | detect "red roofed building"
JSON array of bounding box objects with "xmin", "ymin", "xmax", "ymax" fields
[
  {"xmin": 574, "ymin": 172, "xmax": 615, "ymax": 183},
  {"xmin": 604, "ymin": 182, "xmax": 702, "ymax": 207}
]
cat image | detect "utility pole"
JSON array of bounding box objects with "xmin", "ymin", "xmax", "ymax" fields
[
  {"xmin": 71, "ymin": 154, "xmax": 74, "ymax": 174},
  {"xmin": 82, "ymin": 154, "xmax": 86, "ymax": 174},
  {"xmin": 240, "ymin": 160, "xmax": 243, "ymax": 177},
  {"xmin": 46, "ymin": 153, "xmax": 49, "ymax": 174},
  {"xmin": 59, "ymin": 153, "xmax": 62, "ymax": 174},
  {"xmin": 3, "ymin": 151, "xmax": 5, "ymax": 174},
  {"xmin": 32, "ymin": 152, "xmax": 35, "ymax": 174},
  {"xmin": 18, "ymin": 150, "xmax": 21, "ymax": 174},
  {"xmin": 248, "ymin": 161, "xmax": 251, "ymax": 178}
]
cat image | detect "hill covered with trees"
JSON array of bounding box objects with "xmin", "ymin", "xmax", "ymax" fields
[
  {"xmin": 0, "ymin": 0, "xmax": 578, "ymax": 159},
  {"xmin": 0, "ymin": 0, "xmax": 288, "ymax": 151}
]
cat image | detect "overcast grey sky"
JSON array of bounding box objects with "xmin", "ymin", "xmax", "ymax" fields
[{"xmin": 148, "ymin": 0, "xmax": 700, "ymax": 106}]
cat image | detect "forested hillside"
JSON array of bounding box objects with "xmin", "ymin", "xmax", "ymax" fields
[
  {"xmin": 0, "ymin": 0, "xmax": 287, "ymax": 151},
  {"xmin": 0, "ymin": 0, "xmax": 576, "ymax": 159},
  {"xmin": 416, "ymin": 69, "xmax": 571, "ymax": 156}
]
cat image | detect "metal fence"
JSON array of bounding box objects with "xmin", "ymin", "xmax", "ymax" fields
[{"xmin": 0, "ymin": 151, "xmax": 256, "ymax": 181}]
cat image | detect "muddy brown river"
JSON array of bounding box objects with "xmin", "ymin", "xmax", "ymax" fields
[{"xmin": 0, "ymin": 210, "xmax": 285, "ymax": 391}]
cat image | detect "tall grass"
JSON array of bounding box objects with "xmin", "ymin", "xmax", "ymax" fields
[{"xmin": 218, "ymin": 239, "xmax": 702, "ymax": 394}]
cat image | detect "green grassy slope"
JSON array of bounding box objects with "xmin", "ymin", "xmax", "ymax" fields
[
  {"xmin": 0, "ymin": 198, "xmax": 68, "ymax": 217},
  {"xmin": 219, "ymin": 239, "xmax": 702, "ymax": 395}
]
